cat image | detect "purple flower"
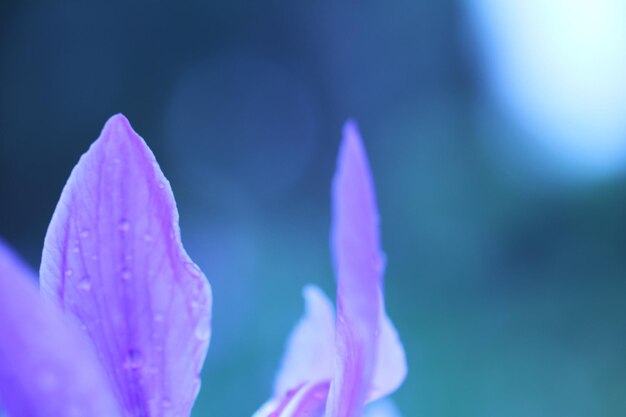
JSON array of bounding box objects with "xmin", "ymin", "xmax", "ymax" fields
[
  {"xmin": 252, "ymin": 122, "xmax": 407, "ymax": 417},
  {"xmin": 0, "ymin": 115, "xmax": 212, "ymax": 417}
]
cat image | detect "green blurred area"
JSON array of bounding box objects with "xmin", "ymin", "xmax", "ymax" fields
[{"xmin": 184, "ymin": 104, "xmax": 626, "ymax": 416}]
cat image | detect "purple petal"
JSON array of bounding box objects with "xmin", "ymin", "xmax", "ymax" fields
[
  {"xmin": 274, "ymin": 285, "xmax": 336, "ymax": 397},
  {"xmin": 0, "ymin": 239, "xmax": 121, "ymax": 417},
  {"xmin": 40, "ymin": 115, "xmax": 212, "ymax": 417},
  {"xmin": 326, "ymin": 121, "xmax": 384, "ymax": 417}
]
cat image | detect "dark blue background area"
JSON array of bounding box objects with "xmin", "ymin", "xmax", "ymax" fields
[{"xmin": 1, "ymin": 1, "xmax": 624, "ymax": 416}]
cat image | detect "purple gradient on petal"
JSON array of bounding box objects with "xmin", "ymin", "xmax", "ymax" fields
[
  {"xmin": 281, "ymin": 381, "xmax": 330, "ymax": 417},
  {"xmin": 326, "ymin": 121, "xmax": 384, "ymax": 417},
  {"xmin": 251, "ymin": 121, "xmax": 406, "ymax": 417},
  {"xmin": 0, "ymin": 239, "xmax": 121, "ymax": 417},
  {"xmin": 40, "ymin": 114, "xmax": 212, "ymax": 417},
  {"xmin": 257, "ymin": 381, "xmax": 330, "ymax": 417}
]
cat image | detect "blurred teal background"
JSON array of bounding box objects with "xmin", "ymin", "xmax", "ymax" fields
[{"xmin": 1, "ymin": 1, "xmax": 625, "ymax": 416}]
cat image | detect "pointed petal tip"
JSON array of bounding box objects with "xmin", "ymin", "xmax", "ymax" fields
[
  {"xmin": 302, "ymin": 284, "xmax": 325, "ymax": 302},
  {"xmin": 98, "ymin": 113, "xmax": 143, "ymax": 147},
  {"xmin": 301, "ymin": 284, "xmax": 335, "ymax": 320},
  {"xmin": 337, "ymin": 118, "xmax": 374, "ymax": 187},
  {"xmin": 332, "ymin": 117, "xmax": 380, "ymax": 250},
  {"xmin": 341, "ymin": 119, "xmax": 365, "ymax": 156},
  {"xmin": 343, "ymin": 118, "xmax": 359, "ymax": 135},
  {"xmin": 105, "ymin": 112, "xmax": 131, "ymax": 127}
]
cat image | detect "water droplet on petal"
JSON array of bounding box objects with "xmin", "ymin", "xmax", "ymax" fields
[
  {"xmin": 80, "ymin": 229, "xmax": 89, "ymax": 238},
  {"xmin": 123, "ymin": 349, "xmax": 143, "ymax": 370},
  {"xmin": 64, "ymin": 269, "xmax": 73, "ymax": 278},
  {"xmin": 78, "ymin": 277, "xmax": 91, "ymax": 291},
  {"xmin": 121, "ymin": 269, "xmax": 132, "ymax": 280},
  {"xmin": 118, "ymin": 219, "xmax": 130, "ymax": 232},
  {"xmin": 185, "ymin": 262, "xmax": 202, "ymax": 276},
  {"xmin": 154, "ymin": 313, "xmax": 164, "ymax": 322},
  {"xmin": 143, "ymin": 233, "xmax": 154, "ymax": 243},
  {"xmin": 195, "ymin": 315, "xmax": 211, "ymax": 341},
  {"xmin": 192, "ymin": 375, "xmax": 202, "ymax": 397},
  {"xmin": 162, "ymin": 399, "xmax": 172, "ymax": 409}
]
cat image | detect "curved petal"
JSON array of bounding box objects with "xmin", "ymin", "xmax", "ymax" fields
[
  {"xmin": 40, "ymin": 114, "xmax": 212, "ymax": 417},
  {"xmin": 367, "ymin": 310, "xmax": 407, "ymax": 402},
  {"xmin": 326, "ymin": 121, "xmax": 384, "ymax": 417},
  {"xmin": 363, "ymin": 399, "xmax": 402, "ymax": 417},
  {"xmin": 276, "ymin": 381, "xmax": 330, "ymax": 417},
  {"xmin": 274, "ymin": 285, "xmax": 336, "ymax": 397},
  {"xmin": 251, "ymin": 398, "xmax": 281, "ymax": 417},
  {"xmin": 0, "ymin": 239, "xmax": 121, "ymax": 417},
  {"xmin": 254, "ymin": 382, "xmax": 330, "ymax": 417}
]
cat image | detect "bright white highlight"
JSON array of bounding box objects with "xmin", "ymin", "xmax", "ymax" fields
[{"xmin": 470, "ymin": 0, "xmax": 626, "ymax": 178}]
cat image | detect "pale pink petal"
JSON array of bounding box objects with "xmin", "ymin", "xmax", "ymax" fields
[
  {"xmin": 253, "ymin": 286, "xmax": 335, "ymax": 417},
  {"xmin": 253, "ymin": 285, "xmax": 336, "ymax": 417},
  {"xmin": 274, "ymin": 285, "xmax": 335, "ymax": 396},
  {"xmin": 326, "ymin": 121, "xmax": 384, "ymax": 417},
  {"xmin": 0, "ymin": 240, "xmax": 121, "ymax": 416},
  {"xmin": 40, "ymin": 114, "xmax": 212, "ymax": 417},
  {"xmin": 274, "ymin": 285, "xmax": 336, "ymax": 397},
  {"xmin": 367, "ymin": 310, "xmax": 407, "ymax": 402}
]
